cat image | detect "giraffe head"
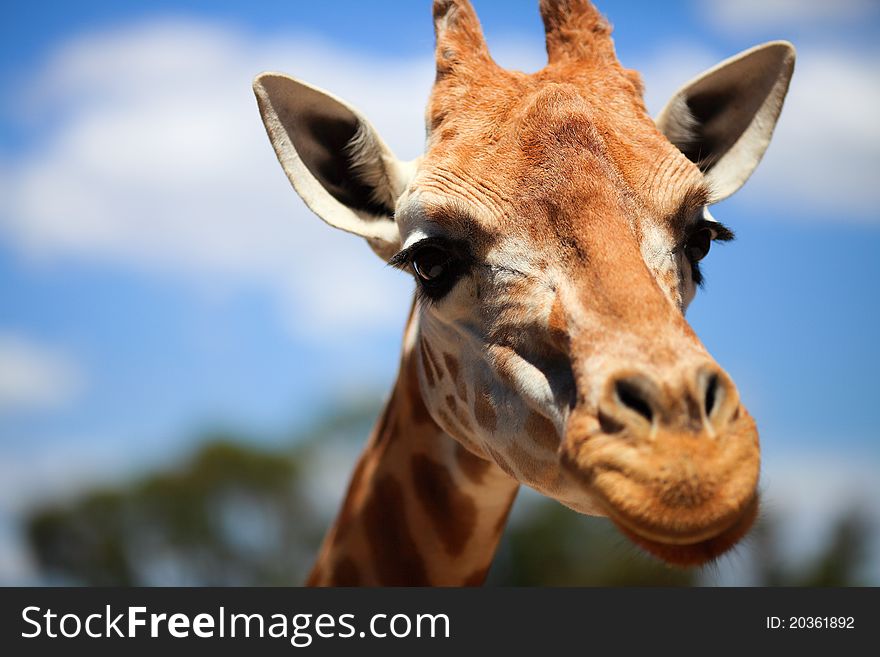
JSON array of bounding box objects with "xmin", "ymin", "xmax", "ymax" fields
[{"xmin": 254, "ymin": 0, "xmax": 794, "ymax": 566}]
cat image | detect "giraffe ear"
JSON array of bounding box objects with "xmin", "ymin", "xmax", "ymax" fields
[
  {"xmin": 656, "ymin": 41, "xmax": 795, "ymax": 203},
  {"xmin": 253, "ymin": 73, "xmax": 413, "ymax": 260}
]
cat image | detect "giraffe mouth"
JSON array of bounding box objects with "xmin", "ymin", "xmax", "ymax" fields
[
  {"xmin": 559, "ymin": 424, "xmax": 761, "ymax": 567},
  {"xmin": 601, "ymin": 492, "xmax": 759, "ymax": 566}
]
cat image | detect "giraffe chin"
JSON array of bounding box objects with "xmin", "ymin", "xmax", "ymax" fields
[{"xmin": 604, "ymin": 493, "xmax": 759, "ymax": 567}]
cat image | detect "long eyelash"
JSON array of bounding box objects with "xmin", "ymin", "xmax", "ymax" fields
[
  {"xmin": 387, "ymin": 244, "xmax": 418, "ymax": 270},
  {"xmin": 691, "ymin": 260, "xmax": 704, "ymax": 287},
  {"xmin": 387, "ymin": 236, "xmax": 458, "ymax": 270},
  {"xmin": 688, "ymin": 219, "xmax": 735, "ymax": 289},
  {"xmin": 709, "ymin": 220, "xmax": 735, "ymax": 242},
  {"xmin": 413, "ymin": 283, "xmax": 437, "ymax": 308}
]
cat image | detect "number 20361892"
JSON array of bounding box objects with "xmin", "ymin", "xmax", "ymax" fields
[{"xmin": 766, "ymin": 616, "xmax": 854, "ymax": 629}]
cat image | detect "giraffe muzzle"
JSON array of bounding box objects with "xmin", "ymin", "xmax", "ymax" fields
[{"xmin": 561, "ymin": 363, "xmax": 761, "ymax": 566}]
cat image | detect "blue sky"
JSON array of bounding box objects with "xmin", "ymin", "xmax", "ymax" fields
[{"xmin": 1, "ymin": 0, "xmax": 879, "ymax": 583}]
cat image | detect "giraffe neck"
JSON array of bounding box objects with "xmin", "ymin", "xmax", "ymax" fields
[{"xmin": 307, "ymin": 314, "xmax": 519, "ymax": 586}]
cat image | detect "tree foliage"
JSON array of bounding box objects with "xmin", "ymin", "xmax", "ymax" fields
[
  {"xmin": 23, "ymin": 403, "xmax": 874, "ymax": 586},
  {"xmin": 26, "ymin": 440, "xmax": 321, "ymax": 585}
]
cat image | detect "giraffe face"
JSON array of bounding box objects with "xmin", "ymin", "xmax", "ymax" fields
[
  {"xmin": 393, "ymin": 75, "xmax": 760, "ymax": 564},
  {"xmin": 254, "ymin": 0, "xmax": 793, "ymax": 566}
]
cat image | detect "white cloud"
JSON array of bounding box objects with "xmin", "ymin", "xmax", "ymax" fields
[
  {"xmin": 701, "ymin": 0, "xmax": 878, "ymax": 34},
  {"xmin": 0, "ymin": 334, "xmax": 83, "ymax": 413},
  {"xmin": 1, "ymin": 20, "xmax": 428, "ymax": 337}
]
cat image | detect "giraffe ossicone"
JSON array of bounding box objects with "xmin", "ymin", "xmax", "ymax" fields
[{"xmin": 254, "ymin": 0, "xmax": 795, "ymax": 585}]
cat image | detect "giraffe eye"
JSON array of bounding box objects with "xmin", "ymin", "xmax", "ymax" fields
[
  {"xmin": 412, "ymin": 245, "xmax": 453, "ymax": 282},
  {"xmin": 685, "ymin": 227, "xmax": 713, "ymax": 263},
  {"xmin": 679, "ymin": 216, "xmax": 734, "ymax": 288},
  {"xmin": 389, "ymin": 237, "xmax": 471, "ymax": 302}
]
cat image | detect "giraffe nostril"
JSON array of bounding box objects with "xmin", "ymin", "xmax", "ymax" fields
[
  {"xmin": 614, "ymin": 378, "xmax": 654, "ymax": 424},
  {"xmin": 698, "ymin": 366, "xmax": 739, "ymax": 429},
  {"xmin": 704, "ymin": 373, "xmax": 719, "ymax": 418}
]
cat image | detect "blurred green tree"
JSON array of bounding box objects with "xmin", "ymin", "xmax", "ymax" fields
[
  {"xmin": 22, "ymin": 400, "xmax": 876, "ymax": 586},
  {"xmin": 26, "ymin": 439, "xmax": 321, "ymax": 585},
  {"xmin": 750, "ymin": 507, "xmax": 873, "ymax": 587}
]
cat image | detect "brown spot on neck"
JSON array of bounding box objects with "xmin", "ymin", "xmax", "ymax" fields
[
  {"xmin": 422, "ymin": 338, "xmax": 443, "ymax": 382},
  {"xmin": 525, "ymin": 411, "xmax": 561, "ymax": 452},
  {"xmin": 443, "ymin": 352, "xmax": 460, "ymax": 382},
  {"xmin": 411, "ymin": 454, "xmax": 478, "ymax": 557},
  {"xmin": 445, "ymin": 394, "xmax": 475, "ymax": 433},
  {"xmin": 419, "ymin": 339, "xmax": 436, "ymax": 387},
  {"xmin": 363, "ymin": 475, "xmax": 431, "ymax": 585},
  {"xmin": 507, "ymin": 437, "xmax": 560, "ymax": 493},
  {"xmin": 445, "ymin": 352, "xmax": 468, "ymax": 404}
]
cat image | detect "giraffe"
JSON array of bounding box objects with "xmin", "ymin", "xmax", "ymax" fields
[{"xmin": 253, "ymin": 0, "xmax": 795, "ymax": 585}]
